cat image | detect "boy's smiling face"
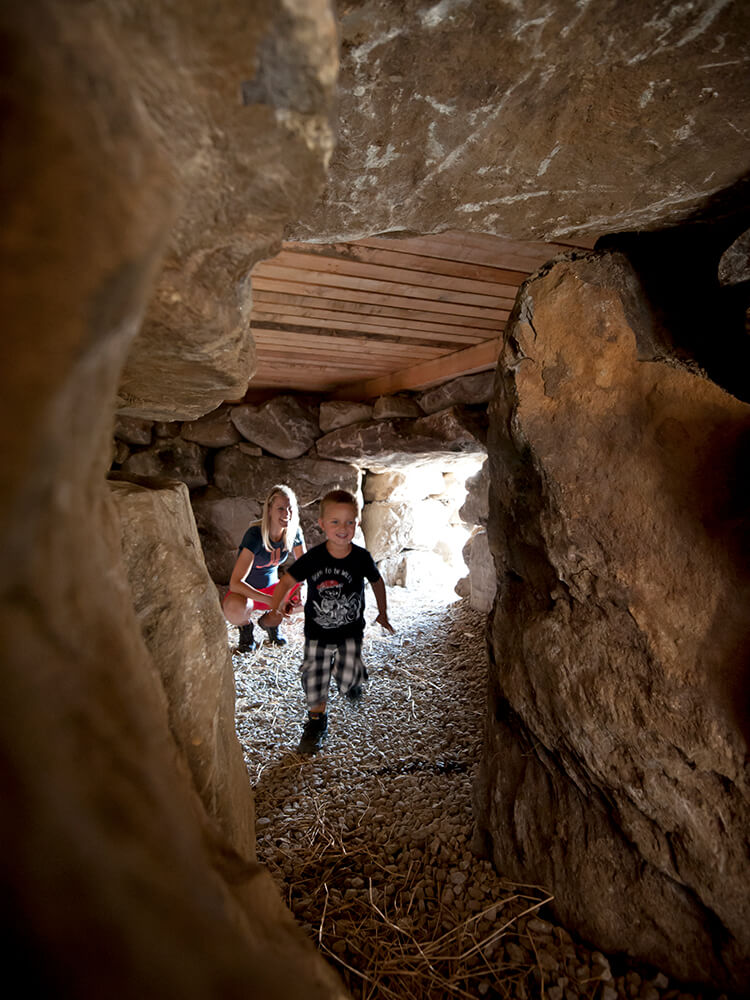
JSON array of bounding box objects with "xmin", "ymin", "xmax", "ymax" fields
[{"xmin": 319, "ymin": 502, "xmax": 357, "ymax": 554}]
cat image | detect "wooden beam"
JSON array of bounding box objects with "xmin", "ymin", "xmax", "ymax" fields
[
  {"xmin": 252, "ymin": 290, "xmax": 503, "ymax": 330},
  {"xmin": 251, "ymin": 309, "xmax": 487, "ymax": 344},
  {"xmin": 264, "ymin": 249, "xmax": 523, "ymax": 297},
  {"xmin": 251, "ymin": 263, "xmax": 515, "ymax": 308},
  {"xmin": 251, "ymin": 277, "xmax": 513, "ymax": 320},
  {"xmin": 331, "ymin": 338, "xmax": 501, "ymax": 400},
  {"xmin": 281, "ymin": 240, "xmax": 531, "ymax": 284}
]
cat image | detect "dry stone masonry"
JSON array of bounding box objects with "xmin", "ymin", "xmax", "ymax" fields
[{"xmin": 112, "ymin": 377, "xmax": 493, "ymax": 605}]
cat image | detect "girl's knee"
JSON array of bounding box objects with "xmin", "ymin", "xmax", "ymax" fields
[{"xmin": 223, "ymin": 592, "xmax": 251, "ymax": 626}]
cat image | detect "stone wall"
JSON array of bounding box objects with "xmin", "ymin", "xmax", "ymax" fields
[
  {"xmin": 112, "ymin": 379, "xmax": 492, "ymax": 596},
  {"xmin": 475, "ymin": 250, "xmax": 750, "ymax": 993}
]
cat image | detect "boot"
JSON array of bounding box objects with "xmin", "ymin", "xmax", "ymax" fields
[
  {"xmin": 237, "ymin": 622, "xmax": 257, "ymax": 653},
  {"xmin": 258, "ymin": 612, "xmax": 287, "ymax": 646},
  {"xmin": 297, "ymin": 713, "xmax": 327, "ymax": 755}
]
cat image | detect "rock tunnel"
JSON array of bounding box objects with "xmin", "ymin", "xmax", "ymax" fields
[{"xmin": 2, "ymin": 2, "xmax": 749, "ymax": 998}]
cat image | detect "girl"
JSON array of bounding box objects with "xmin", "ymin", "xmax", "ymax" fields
[{"xmin": 223, "ymin": 484, "xmax": 305, "ymax": 651}]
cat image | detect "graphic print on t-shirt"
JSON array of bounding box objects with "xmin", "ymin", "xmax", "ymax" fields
[{"xmin": 312, "ymin": 578, "xmax": 361, "ymax": 629}]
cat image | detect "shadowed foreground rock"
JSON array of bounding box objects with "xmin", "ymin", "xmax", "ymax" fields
[
  {"xmin": 0, "ymin": 3, "xmax": 345, "ymax": 997},
  {"xmin": 476, "ymin": 252, "xmax": 750, "ymax": 992}
]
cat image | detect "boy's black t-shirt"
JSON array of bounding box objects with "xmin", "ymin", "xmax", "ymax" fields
[{"xmin": 288, "ymin": 542, "xmax": 381, "ymax": 642}]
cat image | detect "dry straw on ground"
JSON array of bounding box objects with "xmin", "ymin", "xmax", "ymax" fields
[{"xmin": 231, "ymin": 589, "xmax": 709, "ymax": 1000}]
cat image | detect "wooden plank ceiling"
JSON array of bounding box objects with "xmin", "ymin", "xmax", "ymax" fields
[{"xmin": 247, "ymin": 230, "xmax": 594, "ymax": 399}]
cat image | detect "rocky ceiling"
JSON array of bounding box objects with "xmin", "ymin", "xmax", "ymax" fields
[
  {"xmin": 245, "ymin": 230, "xmax": 595, "ymax": 396},
  {"xmin": 110, "ymin": 0, "xmax": 750, "ymax": 421}
]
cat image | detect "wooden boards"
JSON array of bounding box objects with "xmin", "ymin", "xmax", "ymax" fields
[{"xmin": 247, "ymin": 230, "xmax": 590, "ymax": 395}]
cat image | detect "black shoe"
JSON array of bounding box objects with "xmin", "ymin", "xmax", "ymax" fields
[
  {"xmin": 258, "ymin": 613, "xmax": 287, "ymax": 646},
  {"xmin": 237, "ymin": 623, "xmax": 257, "ymax": 653},
  {"xmin": 297, "ymin": 713, "xmax": 327, "ymax": 755},
  {"xmin": 345, "ymin": 684, "xmax": 363, "ymax": 703}
]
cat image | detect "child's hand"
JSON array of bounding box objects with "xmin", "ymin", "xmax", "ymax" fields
[{"xmin": 374, "ymin": 612, "xmax": 394, "ymax": 634}]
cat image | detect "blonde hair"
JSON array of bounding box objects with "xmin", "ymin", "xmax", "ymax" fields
[{"xmin": 260, "ymin": 484, "xmax": 299, "ymax": 552}]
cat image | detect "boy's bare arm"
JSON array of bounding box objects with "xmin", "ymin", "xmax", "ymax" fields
[
  {"xmin": 370, "ymin": 577, "xmax": 394, "ymax": 633},
  {"xmin": 269, "ymin": 572, "xmax": 298, "ymax": 616}
]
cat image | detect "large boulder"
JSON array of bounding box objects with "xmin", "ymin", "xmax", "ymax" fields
[
  {"xmin": 231, "ymin": 396, "xmax": 320, "ymax": 459},
  {"xmin": 0, "ymin": 3, "xmax": 346, "ymax": 996},
  {"xmin": 120, "ymin": 437, "xmax": 209, "ymax": 490},
  {"xmin": 116, "ymin": 0, "xmax": 338, "ymax": 419},
  {"xmin": 475, "ymin": 251, "xmax": 750, "ymax": 992},
  {"xmin": 191, "ymin": 487, "xmax": 262, "ymax": 585},
  {"xmin": 181, "ymin": 405, "xmax": 243, "ymax": 449},
  {"xmin": 417, "ymin": 371, "xmax": 495, "ymax": 415},
  {"xmin": 109, "ymin": 475, "xmax": 253, "ymax": 856},
  {"xmin": 316, "ymin": 407, "xmax": 487, "ymax": 470},
  {"xmin": 293, "ymin": 0, "xmax": 750, "ymax": 244},
  {"xmin": 214, "ymin": 449, "xmax": 361, "ymax": 508}
]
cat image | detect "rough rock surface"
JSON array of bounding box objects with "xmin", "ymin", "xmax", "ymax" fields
[
  {"xmin": 417, "ymin": 371, "xmax": 495, "ymax": 415},
  {"xmin": 459, "ymin": 459, "xmax": 489, "ymax": 528},
  {"xmin": 0, "ymin": 4, "xmax": 346, "ymax": 996},
  {"xmin": 319, "ymin": 400, "xmax": 374, "ymax": 431},
  {"xmin": 364, "ymin": 465, "xmax": 446, "ymax": 502},
  {"xmin": 292, "ymin": 0, "xmax": 750, "ymax": 245},
  {"xmin": 373, "ymin": 394, "xmax": 423, "ymax": 419},
  {"xmin": 115, "ymin": 0, "xmax": 338, "ymax": 419},
  {"xmin": 719, "ymin": 226, "xmax": 750, "ymax": 286},
  {"xmin": 476, "ymin": 251, "xmax": 750, "ymax": 992},
  {"xmin": 191, "ymin": 488, "xmax": 262, "ymax": 585},
  {"xmin": 120, "ymin": 438, "xmax": 209, "ymax": 490},
  {"xmin": 231, "ymin": 395, "xmax": 320, "ymax": 459},
  {"xmin": 361, "ymin": 501, "xmax": 414, "ymax": 561},
  {"xmin": 109, "ymin": 475, "xmax": 254, "ymax": 856},
  {"xmin": 181, "ymin": 405, "xmax": 243, "ymax": 449},
  {"xmin": 459, "ymin": 530, "xmax": 495, "ymax": 613},
  {"xmin": 115, "ymin": 414, "xmax": 154, "ymax": 446},
  {"xmin": 316, "ymin": 407, "xmax": 486, "ymax": 471},
  {"xmin": 214, "ymin": 449, "xmax": 361, "ymax": 508}
]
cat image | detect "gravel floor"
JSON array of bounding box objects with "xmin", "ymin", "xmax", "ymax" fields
[{"xmin": 231, "ymin": 589, "xmax": 718, "ymax": 1000}]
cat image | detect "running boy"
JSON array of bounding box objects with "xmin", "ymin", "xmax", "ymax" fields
[{"xmin": 269, "ymin": 488, "xmax": 394, "ymax": 755}]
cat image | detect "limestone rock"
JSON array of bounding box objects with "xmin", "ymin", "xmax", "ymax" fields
[
  {"xmin": 121, "ymin": 438, "xmax": 208, "ymax": 490},
  {"xmin": 115, "ymin": 414, "xmax": 153, "ymax": 446},
  {"xmin": 154, "ymin": 421, "xmax": 182, "ymax": 439},
  {"xmin": 214, "ymin": 449, "xmax": 361, "ymax": 508},
  {"xmin": 231, "ymin": 396, "xmax": 319, "ymax": 459},
  {"xmin": 476, "ymin": 252, "xmax": 750, "ymax": 993},
  {"xmin": 109, "ymin": 475, "xmax": 253, "ymax": 857},
  {"xmin": 719, "ymin": 227, "xmax": 750, "ymax": 286},
  {"xmin": 292, "ymin": 0, "xmax": 750, "ymax": 245},
  {"xmin": 460, "ymin": 530, "xmax": 495, "ymax": 613},
  {"xmin": 191, "ymin": 487, "xmax": 262, "ymax": 585},
  {"xmin": 316, "ymin": 407, "xmax": 486, "ymax": 471},
  {"xmin": 364, "ymin": 464, "xmax": 446, "ymax": 502},
  {"xmin": 116, "ymin": 0, "xmax": 338, "ymax": 420},
  {"xmin": 113, "ymin": 440, "xmax": 131, "ymax": 465},
  {"xmin": 319, "ymin": 400, "xmax": 374, "ymax": 431},
  {"xmin": 417, "ymin": 371, "xmax": 495, "ymax": 415},
  {"xmin": 361, "ymin": 501, "xmax": 413, "ymax": 562},
  {"xmin": 181, "ymin": 405, "xmax": 243, "ymax": 449},
  {"xmin": 373, "ymin": 395, "xmax": 422, "ymax": 419},
  {"xmin": 459, "ymin": 460, "xmax": 489, "ymax": 527}
]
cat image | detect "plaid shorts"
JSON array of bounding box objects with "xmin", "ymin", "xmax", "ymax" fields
[{"xmin": 300, "ymin": 637, "xmax": 368, "ymax": 709}]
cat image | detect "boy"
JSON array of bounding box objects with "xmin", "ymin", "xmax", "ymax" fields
[{"xmin": 269, "ymin": 488, "xmax": 394, "ymax": 755}]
